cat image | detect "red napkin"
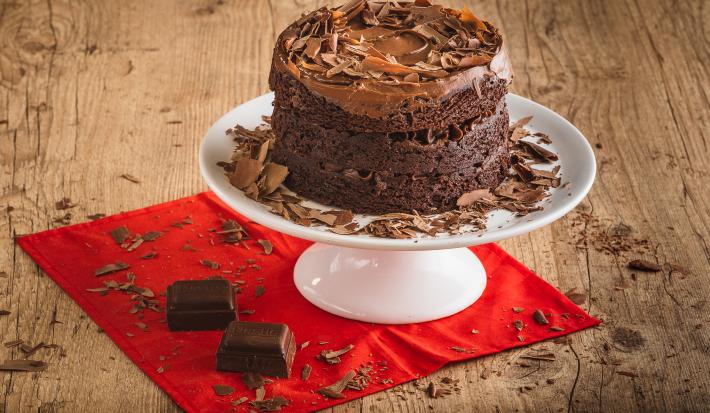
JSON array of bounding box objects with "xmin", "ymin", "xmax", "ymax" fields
[{"xmin": 17, "ymin": 192, "xmax": 599, "ymax": 412}]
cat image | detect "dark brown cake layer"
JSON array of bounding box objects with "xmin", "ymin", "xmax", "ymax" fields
[
  {"xmin": 279, "ymin": 144, "xmax": 508, "ymax": 215},
  {"xmin": 271, "ymin": 99, "xmax": 508, "ymax": 176},
  {"xmin": 269, "ymin": 64, "xmax": 507, "ymax": 133},
  {"xmin": 272, "ymin": 103, "xmax": 510, "ymax": 215}
]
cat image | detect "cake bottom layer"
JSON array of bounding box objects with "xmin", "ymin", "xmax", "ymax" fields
[{"xmin": 271, "ymin": 109, "xmax": 510, "ymax": 215}]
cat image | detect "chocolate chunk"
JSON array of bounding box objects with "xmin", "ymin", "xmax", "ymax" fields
[
  {"xmin": 166, "ymin": 280, "xmax": 236, "ymax": 331},
  {"xmin": 216, "ymin": 321, "xmax": 296, "ymax": 378}
]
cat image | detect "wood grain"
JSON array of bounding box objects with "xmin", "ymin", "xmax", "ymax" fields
[{"xmin": 0, "ymin": 0, "xmax": 708, "ymax": 411}]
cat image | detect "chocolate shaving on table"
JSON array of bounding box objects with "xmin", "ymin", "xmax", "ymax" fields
[
  {"xmin": 533, "ymin": 309, "xmax": 549, "ymax": 325},
  {"xmin": 317, "ymin": 370, "xmax": 356, "ymax": 399},
  {"xmin": 257, "ymin": 239, "xmax": 273, "ymax": 255},
  {"xmin": 142, "ymin": 231, "xmax": 162, "ymax": 241},
  {"xmin": 319, "ymin": 344, "xmax": 354, "ymax": 364},
  {"xmin": 250, "ymin": 396, "xmax": 289, "ymax": 411},
  {"xmin": 232, "ymin": 397, "xmax": 248, "ymax": 406},
  {"xmin": 628, "ymin": 259, "xmax": 661, "ymax": 272},
  {"xmin": 212, "ymin": 384, "xmax": 235, "ymax": 396},
  {"xmin": 200, "ymin": 259, "xmax": 220, "ymax": 270},
  {"xmin": 301, "ymin": 364, "xmax": 312, "ymax": 381},
  {"xmin": 255, "ymin": 386, "xmax": 266, "ymax": 401},
  {"xmin": 242, "ymin": 372, "xmax": 265, "ymax": 390},
  {"xmin": 110, "ymin": 226, "xmax": 131, "ymax": 245},
  {"xmin": 0, "ymin": 359, "xmax": 48, "ymax": 372},
  {"xmin": 4, "ymin": 339, "xmax": 23, "ymax": 348},
  {"xmin": 220, "ymin": 112, "xmax": 560, "ymax": 239},
  {"xmin": 53, "ymin": 212, "xmax": 72, "ymax": 225},
  {"xmin": 564, "ymin": 288, "xmax": 587, "ymax": 305},
  {"xmin": 55, "ymin": 197, "xmax": 76, "ymax": 210},
  {"xmin": 120, "ymin": 174, "xmax": 140, "ymax": 184},
  {"xmin": 87, "ymin": 273, "xmax": 160, "ymax": 314},
  {"xmin": 218, "ymin": 219, "xmax": 249, "ymax": 244},
  {"xmin": 348, "ymin": 366, "xmax": 373, "ymax": 391}
]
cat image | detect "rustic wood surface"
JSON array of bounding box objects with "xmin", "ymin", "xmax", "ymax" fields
[{"xmin": 0, "ymin": 0, "xmax": 708, "ymax": 411}]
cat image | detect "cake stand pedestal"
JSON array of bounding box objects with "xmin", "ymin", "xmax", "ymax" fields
[
  {"xmin": 199, "ymin": 92, "xmax": 596, "ymax": 324},
  {"xmin": 294, "ymin": 244, "xmax": 485, "ymax": 323}
]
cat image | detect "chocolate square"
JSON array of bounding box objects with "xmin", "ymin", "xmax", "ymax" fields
[
  {"xmin": 166, "ymin": 279, "xmax": 236, "ymax": 331},
  {"xmin": 216, "ymin": 321, "xmax": 296, "ymax": 378}
]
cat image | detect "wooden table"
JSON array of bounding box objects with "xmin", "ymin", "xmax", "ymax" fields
[{"xmin": 1, "ymin": 0, "xmax": 708, "ymax": 411}]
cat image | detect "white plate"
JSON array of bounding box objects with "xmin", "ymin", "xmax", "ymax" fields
[{"xmin": 199, "ymin": 92, "xmax": 596, "ymax": 252}]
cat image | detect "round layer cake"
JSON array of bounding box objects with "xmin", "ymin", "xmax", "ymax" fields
[{"xmin": 269, "ymin": 0, "xmax": 513, "ymax": 214}]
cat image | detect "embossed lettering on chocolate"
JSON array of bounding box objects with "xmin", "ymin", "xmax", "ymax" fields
[
  {"xmin": 216, "ymin": 321, "xmax": 296, "ymax": 378},
  {"xmin": 268, "ymin": 0, "xmax": 513, "ymax": 214}
]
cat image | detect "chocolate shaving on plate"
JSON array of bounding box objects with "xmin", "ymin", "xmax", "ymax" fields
[{"xmin": 219, "ymin": 108, "xmax": 560, "ymax": 239}]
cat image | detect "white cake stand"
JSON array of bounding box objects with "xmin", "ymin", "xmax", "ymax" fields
[{"xmin": 199, "ymin": 93, "xmax": 595, "ymax": 324}]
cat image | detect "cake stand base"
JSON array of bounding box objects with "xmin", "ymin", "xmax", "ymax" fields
[{"xmin": 293, "ymin": 243, "xmax": 487, "ymax": 324}]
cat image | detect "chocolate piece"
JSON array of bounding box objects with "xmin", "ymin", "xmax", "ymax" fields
[
  {"xmin": 216, "ymin": 321, "xmax": 296, "ymax": 378},
  {"xmin": 166, "ymin": 280, "xmax": 236, "ymax": 331}
]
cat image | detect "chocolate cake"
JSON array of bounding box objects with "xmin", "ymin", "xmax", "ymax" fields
[{"xmin": 269, "ymin": 0, "xmax": 513, "ymax": 214}]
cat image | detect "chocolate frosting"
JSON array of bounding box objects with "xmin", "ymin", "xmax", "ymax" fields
[{"xmin": 273, "ymin": 0, "xmax": 513, "ymax": 118}]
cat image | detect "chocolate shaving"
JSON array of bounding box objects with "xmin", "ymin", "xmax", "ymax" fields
[
  {"xmin": 320, "ymin": 344, "xmax": 354, "ymax": 364},
  {"xmin": 94, "ymin": 261, "xmax": 130, "ymax": 276},
  {"xmin": 564, "ymin": 288, "xmax": 587, "ymax": 305},
  {"xmin": 55, "ymin": 197, "xmax": 76, "ymax": 210},
  {"xmin": 456, "ymin": 189, "xmax": 491, "ymax": 207},
  {"xmin": 250, "ymin": 396, "xmax": 289, "ymax": 411},
  {"xmin": 212, "ymin": 384, "xmax": 234, "ymax": 396},
  {"xmin": 533, "ymin": 309, "xmax": 549, "ymax": 325},
  {"xmin": 628, "ymin": 259, "xmax": 661, "ymax": 272},
  {"xmin": 301, "ymin": 364, "xmax": 312, "ymax": 381},
  {"xmin": 120, "ymin": 174, "xmax": 140, "ymax": 184},
  {"xmin": 142, "ymin": 231, "xmax": 162, "ymax": 241},
  {"xmin": 0, "ymin": 359, "xmax": 48, "ymax": 372},
  {"xmin": 110, "ymin": 226, "xmax": 131, "ymax": 244},
  {"xmin": 230, "ymin": 158, "xmax": 263, "ymax": 189},
  {"xmin": 257, "ymin": 239, "xmax": 273, "ymax": 255},
  {"xmin": 242, "ymin": 372, "xmax": 265, "ymax": 390},
  {"xmin": 317, "ymin": 370, "xmax": 356, "ymax": 399},
  {"xmin": 200, "ymin": 259, "xmax": 220, "ymax": 270},
  {"xmin": 519, "ymin": 140, "xmax": 559, "ymax": 162}
]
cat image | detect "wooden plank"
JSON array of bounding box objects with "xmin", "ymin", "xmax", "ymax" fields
[{"xmin": 0, "ymin": 0, "xmax": 707, "ymax": 411}]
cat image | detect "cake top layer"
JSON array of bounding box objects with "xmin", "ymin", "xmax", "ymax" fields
[{"xmin": 273, "ymin": 0, "xmax": 512, "ymax": 117}]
